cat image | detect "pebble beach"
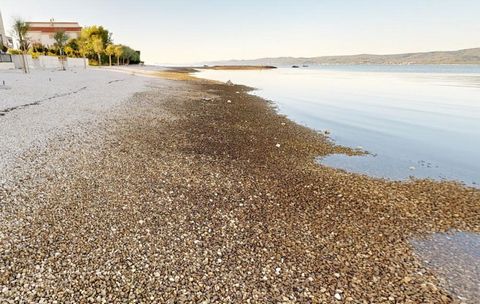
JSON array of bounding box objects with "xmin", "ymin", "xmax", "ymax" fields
[{"xmin": 0, "ymin": 67, "xmax": 479, "ymax": 303}]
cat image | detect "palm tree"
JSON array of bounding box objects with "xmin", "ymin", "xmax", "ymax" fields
[
  {"xmin": 114, "ymin": 44, "xmax": 124, "ymax": 66},
  {"xmin": 54, "ymin": 31, "xmax": 69, "ymax": 70},
  {"xmin": 105, "ymin": 44, "xmax": 115, "ymax": 66},
  {"xmin": 92, "ymin": 36, "xmax": 104, "ymax": 65},
  {"xmin": 11, "ymin": 18, "xmax": 29, "ymax": 73}
]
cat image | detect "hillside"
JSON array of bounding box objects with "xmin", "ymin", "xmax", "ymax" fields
[{"xmin": 208, "ymin": 48, "xmax": 480, "ymax": 66}]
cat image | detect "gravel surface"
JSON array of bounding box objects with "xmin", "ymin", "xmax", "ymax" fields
[
  {"xmin": 0, "ymin": 68, "xmax": 148, "ymax": 181},
  {"xmin": 0, "ymin": 69, "xmax": 479, "ymax": 303}
]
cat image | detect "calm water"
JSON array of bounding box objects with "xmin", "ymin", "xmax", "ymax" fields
[
  {"xmin": 196, "ymin": 65, "xmax": 480, "ymax": 187},
  {"xmin": 411, "ymin": 231, "xmax": 480, "ymax": 303}
]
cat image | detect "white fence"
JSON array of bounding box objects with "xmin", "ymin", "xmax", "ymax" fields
[
  {"xmin": 12, "ymin": 54, "xmax": 34, "ymax": 70},
  {"xmin": 37, "ymin": 55, "xmax": 62, "ymax": 69},
  {"xmin": 12, "ymin": 55, "xmax": 88, "ymax": 70},
  {"xmin": 67, "ymin": 57, "xmax": 88, "ymax": 68}
]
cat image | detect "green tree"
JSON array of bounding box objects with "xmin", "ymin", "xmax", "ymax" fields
[
  {"xmin": 64, "ymin": 45, "xmax": 75, "ymax": 57},
  {"xmin": 11, "ymin": 18, "xmax": 30, "ymax": 73},
  {"xmin": 122, "ymin": 46, "xmax": 131, "ymax": 65},
  {"xmin": 75, "ymin": 24, "xmax": 140, "ymax": 66},
  {"xmin": 105, "ymin": 44, "xmax": 115, "ymax": 66},
  {"xmin": 65, "ymin": 38, "xmax": 80, "ymax": 57},
  {"xmin": 121, "ymin": 46, "xmax": 138, "ymax": 65},
  {"xmin": 54, "ymin": 31, "xmax": 69, "ymax": 70},
  {"xmin": 131, "ymin": 50, "xmax": 141, "ymax": 64},
  {"xmin": 114, "ymin": 44, "xmax": 124, "ymax": 65},
  {"xmin": 78, "ymin": 25, "xmax": 111, "ymax": 65},
  {"xmin": 53, "ymin": 31, "xmax": 69, "ymax": 56},
  {"xmin": 80, "ymin": 25, "xmax": 111, "ymax": 46},
  {"xmin": 92, "ymin": 37, "xmax": 104, "ymax": 65},
  {"xmin": 77, "ymin": 38, "xmax": 89, "ymax": 69}
]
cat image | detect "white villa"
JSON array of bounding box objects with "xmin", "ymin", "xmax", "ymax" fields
[
  {"xmin": 0, "ymin": 10, "xmax": 13, "ymax": 49},
  {"xmin": 26, "ymin": 20, "xmax": 82, "ymax": 47}
]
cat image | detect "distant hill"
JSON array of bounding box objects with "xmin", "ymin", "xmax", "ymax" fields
[
  {"xmin": 203, "ymin": 65, "xmax": 277, "ymax": 70},
  {"xmin": 207, "ymin": 48, "xmax": 480, "ymax": 66}
]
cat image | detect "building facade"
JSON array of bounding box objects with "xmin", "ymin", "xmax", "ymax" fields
[
  {"xmin": 0, "ymin": 10, "xmax": 13, "ymax": 49},
  {"xmin": 26, "ymin": 21, "xmax": 82, "ymax": 47}
]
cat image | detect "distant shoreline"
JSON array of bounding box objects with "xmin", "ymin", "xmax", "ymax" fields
[
  {"xmin": 206, "ymin": 47, "xmax": 480, "ymax": 66},
  {"xmin": 199, "ymin": 65, "xmax": 277, "ymax": 70}
]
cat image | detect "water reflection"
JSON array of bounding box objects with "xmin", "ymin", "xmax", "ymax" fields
[{"xmin": 318, "ymin": 153, "xmax": 478, "ymax": 187}]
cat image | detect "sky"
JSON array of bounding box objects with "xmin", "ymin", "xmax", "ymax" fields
[{"xmin": 1, "ymin": 0, "xmax": 479, "ymax": 64}]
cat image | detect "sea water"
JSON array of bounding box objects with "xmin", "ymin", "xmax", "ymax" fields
[
  {"xmin": 196, "ymin": 65, "xmax": 480, "ymax": 187},
  {"xmin": 411, "ymin": 231, "xmax": 480, "ymax": 302}
]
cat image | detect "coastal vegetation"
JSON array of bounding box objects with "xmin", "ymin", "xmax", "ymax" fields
[{"xmin": 8, "ymin": 19, "xmax": 141, "ymax": 66}]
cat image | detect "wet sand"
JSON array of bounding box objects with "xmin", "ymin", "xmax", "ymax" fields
[{"xmin": 0, "ymin": 69, "xmax": 479, "ymax": 302}]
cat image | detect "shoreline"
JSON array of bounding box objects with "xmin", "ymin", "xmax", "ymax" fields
[
  {"xmin": 0, "ymin": 67, "xmax": 479, "ymax": 302},
  {"xmin": 194, "ymin": 65, "xmax": 480, "ymax": 188}
]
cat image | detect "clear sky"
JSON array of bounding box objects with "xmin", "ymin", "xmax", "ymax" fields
[{"xmin": 1, "ymin": 0, "xmax": 479, "ymax": 64}]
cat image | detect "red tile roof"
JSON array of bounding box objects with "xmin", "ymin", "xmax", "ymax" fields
[
  {"xmin": 27, "ymin": 21, "xmax": 79, "ymax": 24},
  {"xmin": 27, "ymin": 27, "xmax": 82, "ymax": 33}
]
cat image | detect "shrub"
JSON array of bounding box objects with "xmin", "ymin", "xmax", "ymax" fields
[
  {"xmin": 7, "ymin": 49, "xmax": 22, "ymax": 55},
  {"xmin": 88, "ymin": 59, "xmax": 99, "ymax": 66},
  {"xmin": 28, "ymin": 51, "xmax": 41, "ymax": 59}
]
